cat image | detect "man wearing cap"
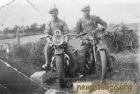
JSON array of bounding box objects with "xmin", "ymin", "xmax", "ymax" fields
[
  {"xmin": 43, "ymin": 8, "xmax": 77, "ymax": 74},
  {"xmin": 75, "ymin": 5, "xmax": 108, "ymax": 76},
  {"xmin": 44, "ymin": 8, "xmax": 68, "ymax": 35}
]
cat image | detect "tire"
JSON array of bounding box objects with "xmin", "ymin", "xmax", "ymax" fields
[
  {"xmin": 89, "ymin": 52, "xmax": 95, "ymax": 73},
  {"xmin": 96, "ymin": 50, "xmax": 107, "ymax": 79},
  {"xmin": 55, "ymin": 55, "xmax": 65, "ymax": 88}
]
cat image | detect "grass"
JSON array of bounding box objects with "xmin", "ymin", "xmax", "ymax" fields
[
  {"xmin": 0, "ymin": 40, "xmax": 46, "ymax": 76},
  {"xmin": 109, "ymin": 51, "xmax": 139, "ymax": 94},
  {"xmin": 0, "ymin": 40, "xmax": 139, "ymax": 80},
  {"xmin": 0, "ymin": 33, "xmax": 47, "ymax": 46},
  {"xmin": 0, "ymin": 39, "xmax": 139, "ymax": 94},
  {"xmin": 111, "ymin": 51, "xmax": 139, "ymax": 81}
]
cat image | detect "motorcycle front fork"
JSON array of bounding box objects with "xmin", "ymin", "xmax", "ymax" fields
[
  {"xmin": 50, "ymin": 53, "xmax": 69, "ymax": 72},
  {"xmin": 50, "ymin": 56, "xmax": 56, "ymax": 72}
]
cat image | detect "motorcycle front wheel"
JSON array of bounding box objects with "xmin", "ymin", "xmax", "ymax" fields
[
  {"xmin": 96, "ymin": 50, "xmax": 107, "ymax": 79},
  {"xmin": 55, "ymin": 55, "xmax": 65, "ymax": 88}
]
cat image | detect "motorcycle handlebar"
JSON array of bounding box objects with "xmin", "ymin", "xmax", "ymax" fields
[
  {"xmin": 64, "ymin": 33, "xmax": 76, "ymax": 37},
  {"xmin": 75, "ymin": 27, "xmax": 105, "ymax": 38},
  {"xmin": 40, "ymin": 36, "xmax": 49, "ymax": 39},
  {"xmin": 40, "ymin": 27, "xmax": 105, "ymax": 39},
  {"xmin": 40, "ymin": 35, "xmax": 52, "ymax": 39},
  {"xmin": 64, "ymin": 33, "xmax": 88, "ymax": 38},
  {"xmin": 75, "ymin": 32, "xmax": 88, "ymax": 38}
]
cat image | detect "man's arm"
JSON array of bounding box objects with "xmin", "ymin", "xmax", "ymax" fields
[
  {"xmin": 44, "ymin": 22, "xmax": 51, "ymax": 36},
  {"xmin": 43, "ymin": 23, "xmax": 52, "ymax": 42},
  {"xmin": 96, "ymin": 16, "xmax": 108, "ymax": 30}
]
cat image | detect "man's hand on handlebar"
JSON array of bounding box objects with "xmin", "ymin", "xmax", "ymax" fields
[
  {"xmin": 47, "ymin": 34, "xmax": 52, "ymax": 38},
  {"xmin": 45, "ymin": 34, "xmax": 53, "ymax": 46},
  {"xmin": 97, "ymin": 27, "xmax": 105, "ymax": 32}
]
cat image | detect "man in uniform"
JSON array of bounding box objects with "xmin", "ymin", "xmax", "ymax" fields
[
  {"xmin": 76, "ymin": 5, "xmax": 108, "ymax": 76},
  {"xmin": 42, "ymin": 8, "xmax": 77, "ymax": 74}
]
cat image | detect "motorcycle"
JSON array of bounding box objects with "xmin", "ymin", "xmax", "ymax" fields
[
  {"xmin": 42, "ymin": 29, "xmax": 74, "ymax": 88},
  {"xmin": 76, "ymin": 27, "xmax": 109, "ymax": 79}
]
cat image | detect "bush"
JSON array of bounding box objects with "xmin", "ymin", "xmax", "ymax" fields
[
  {"xmin": 29, "ymin": 40, "xmax": 46, "ymax": 66},
  {"xmin": 7, "ymin": 40, "xmax": 46, "ymax": 76},
  {"xmin": 104, "ymin": 24, "xmax": 139, "ymax": 53},
  {"xmin": 12, "ymin": 44, "xmax": 30, "ymax": 59}
]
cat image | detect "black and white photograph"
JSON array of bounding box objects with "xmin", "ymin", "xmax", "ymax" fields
[{"xmin": 0, "ymin": 0, "xmax": 139, "ymax": 94}]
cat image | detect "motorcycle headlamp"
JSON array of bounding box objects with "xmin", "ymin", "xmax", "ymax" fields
[
  {"xmin": 52, "ymin": 30, "xmax": 64, "ymax": 45},
  {"xmin": 95, "ymin": 31, "xmax": 103, "ymax": 38}
]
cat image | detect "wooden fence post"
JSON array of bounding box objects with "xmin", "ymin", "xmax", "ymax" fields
[{"xmin": 16, "ymin": 28, "xmax": 20, "ymax": 46}]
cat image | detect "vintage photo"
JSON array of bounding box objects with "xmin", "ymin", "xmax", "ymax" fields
[{"xmin": 0, "ymin": 0, "xmax": 139, "ymax": 94}]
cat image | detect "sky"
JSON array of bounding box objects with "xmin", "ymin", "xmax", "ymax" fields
[{"xmin": 0, "ymin": 0, "xmax": 140, "ymax": 29}]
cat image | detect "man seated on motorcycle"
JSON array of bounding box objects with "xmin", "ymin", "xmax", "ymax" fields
[
  {"xmin": 75, "ymin": 5, "xmax": 109, "ymax": 76},
  {"xmin": 42, "ymin": 7, "xmax": 77, "ymax": 73}
]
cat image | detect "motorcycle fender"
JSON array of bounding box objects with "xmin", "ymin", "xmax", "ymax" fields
[
  {"xmin": 64, "ymin": 54, "xmax": 70, "ymax": 66},
  {"xmin": 50, "ymin": 56, "xmax": 56, "ymax": 71},
  {"xmin": 51, "ymin": 56, "xmax": 55, "ymax": 67},
  {"xmin": 54, "ymin": 49, "xmax": 64, "ymax": 55},
  {"xmin": 64, "ymin": 54, "xmax": 70, "ymax": 61}
]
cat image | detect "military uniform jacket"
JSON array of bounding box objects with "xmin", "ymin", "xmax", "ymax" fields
[
  {"xmin": 45, "ymin": 18, "xmax": 68, "ymax": 35},
  {"xmin": 76, "ymin": 15, "xmax": 107, "ymax": 34}
]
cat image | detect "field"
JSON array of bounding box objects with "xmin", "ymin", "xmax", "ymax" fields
[
  {"xmin": 0, "ymin": 32, "xmax": 139, "ymax": 93},
  {"xmin": 0, "ymin": 33, "xmax": 47, "ymax": 46}
]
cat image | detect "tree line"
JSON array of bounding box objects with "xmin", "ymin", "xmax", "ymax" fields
[{"xmin": 1, "ymin": 23, "xmax": 45, "ymax": 38}]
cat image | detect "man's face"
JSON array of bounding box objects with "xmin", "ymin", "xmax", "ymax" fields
[
  {"xmin": 83, "ymin": 10, "xmax": 90, "ymax": 18},
  {"xmin": 51, "ymin": 11, "xmax": 58, "ymax": 20}
]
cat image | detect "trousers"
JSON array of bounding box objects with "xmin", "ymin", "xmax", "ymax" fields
[{"xmin": 77, "ymin": 42, "xmax": 111, "ymax": 73}]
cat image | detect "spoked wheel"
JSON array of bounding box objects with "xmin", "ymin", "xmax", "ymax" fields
[
  {"xmin": 96, "ymin": 50, "xmax": 107, "ymax": 79},
  {"xmin": 55, "ymin": 55, "xmax": 65, "ymax": 88}
]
